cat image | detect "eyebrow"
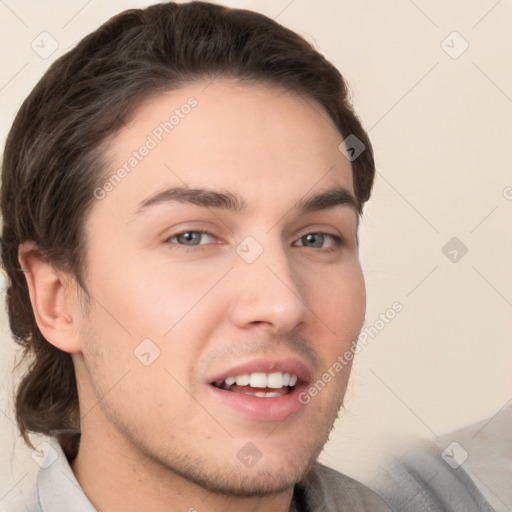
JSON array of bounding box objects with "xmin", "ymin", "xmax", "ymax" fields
[{"xmin": 134, "ymin": 185, "xmax": 360, "ymax": 217}]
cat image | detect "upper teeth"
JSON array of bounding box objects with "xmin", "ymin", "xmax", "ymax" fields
[{"xmin": 224, "ymin": 372, "xmax": 297, "ymax": 389}]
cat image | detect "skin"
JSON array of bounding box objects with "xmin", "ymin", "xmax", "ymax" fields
[{"xmin": 19, "ymin": 78, "xmax": 366, "ymax": 512}]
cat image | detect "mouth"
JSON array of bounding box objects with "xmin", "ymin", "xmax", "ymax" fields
[
  {"xmin": 210, "ymin": 371, "xmax": 299, "ymax": 398},
  {"xmin": 206, "ymin": 359, "xmax": 310, "ymax": 422}
]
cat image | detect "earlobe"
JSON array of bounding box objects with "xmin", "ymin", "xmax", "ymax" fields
[{"xmin": 18, "ymin": 240, "xmax": 82, "ymax": 354}]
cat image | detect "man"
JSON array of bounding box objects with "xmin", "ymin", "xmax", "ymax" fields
[{"xmin": 1, "ymin": 2, "xmax": 390, "ymax": 511}]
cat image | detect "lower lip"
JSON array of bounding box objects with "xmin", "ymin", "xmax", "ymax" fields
[{"xmin": 207, "ymin": 384, "xmax": 308, "ymax": 422}]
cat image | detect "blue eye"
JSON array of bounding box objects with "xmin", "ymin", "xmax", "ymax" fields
[
  {"xmin": 295, "ymin": 233, "xmax": 341, "ymax": 250},
  {"xmin": 164, "ymin": 230, "xmax": 343, "ymax": 253},
  {"xmin": 167, "ymin": 230, "xmax": 214, "ymax": 246}
]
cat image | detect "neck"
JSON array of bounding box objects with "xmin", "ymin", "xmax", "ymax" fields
[{"xmin": 71, "ymin": 425, "xmax": 296, "ymax": 512}]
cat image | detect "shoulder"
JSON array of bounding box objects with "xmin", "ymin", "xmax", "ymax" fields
[
  {"xmin": 300, "ymin": 462, "xmax": 392, "ymax": 511},
  {"xmin": 372, "ymin": 440, "xmax": 495, "ymax": 512}
]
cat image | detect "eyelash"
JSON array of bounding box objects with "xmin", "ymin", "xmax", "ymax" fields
[{"xmin": 163, "ymin": 230, "xmax": 344, "ymax": 253}]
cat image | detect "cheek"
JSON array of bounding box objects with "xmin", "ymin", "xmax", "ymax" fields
[
  {"xmin": 309, "ymin": 261, "xmax": 366, "ymax": 343},
  {"xmin": 300, "ymin": 263, "xmax": 364, "ymax": 411},
  {"xmin": 83, "ymin": 247, "xmax": 234, "ymax": 393},
  {"xmin": 87, "ymin": 243, "xmax": 226, "ymax": 338}
]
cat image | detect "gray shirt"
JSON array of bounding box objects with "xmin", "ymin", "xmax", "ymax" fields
[
  {"xmin": 2, "ymin": 437, "xmax": 391, "ymax": 512},
  {"xmin": 372, "ymin": 404, "xmax": 512, "ymax": 511}
]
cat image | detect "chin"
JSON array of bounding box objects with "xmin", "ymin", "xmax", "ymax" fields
[{"xmin": 176, "ymin": 457, "xmax": 315, "ymax": 497}]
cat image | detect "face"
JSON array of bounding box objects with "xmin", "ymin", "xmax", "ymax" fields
[{"xmin": 74, "ymin": 78, "xmax": 366, "ymax": 496}]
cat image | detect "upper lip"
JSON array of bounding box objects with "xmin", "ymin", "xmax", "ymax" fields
[{"xmin": 207, "ymin": 356, "xmax": 312, "ymax": 386}]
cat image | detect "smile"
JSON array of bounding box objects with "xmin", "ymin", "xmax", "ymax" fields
[
  {"xmin": 211, "ymin": 371, "xmax": 299, "ymax": 397},
  {"xmin": 207, "ymin": 359, "xmax": 310, "ymax": 421}
]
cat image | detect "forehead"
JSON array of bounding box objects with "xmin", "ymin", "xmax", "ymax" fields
[{"xmin": 97, "ymin": 78, "xmax": 355, "ymax": 220}]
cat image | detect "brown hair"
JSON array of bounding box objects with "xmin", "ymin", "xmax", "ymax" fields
[{"xmin": 0, "ymin": 1, "xmax": 375, "ymax": 458}]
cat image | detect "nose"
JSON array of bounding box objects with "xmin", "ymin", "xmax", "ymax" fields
[{"xmin": 228, "ymin": 237, "xmax": 310, "ymax": 334}]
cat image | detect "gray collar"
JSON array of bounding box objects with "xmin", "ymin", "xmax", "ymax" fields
[{"xmin": 36, "ymin": 437, "xmax": 96, "ymax": 512}]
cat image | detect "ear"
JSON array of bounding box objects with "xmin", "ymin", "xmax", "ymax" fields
[{"xmin": 18, "ymin": 240, "xmax": 82, "ymax": 354}]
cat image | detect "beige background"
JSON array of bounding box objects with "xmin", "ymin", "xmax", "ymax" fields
[{"xmin": 1, "ymin": 0, "xmax": 511, "ymax": 500}]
